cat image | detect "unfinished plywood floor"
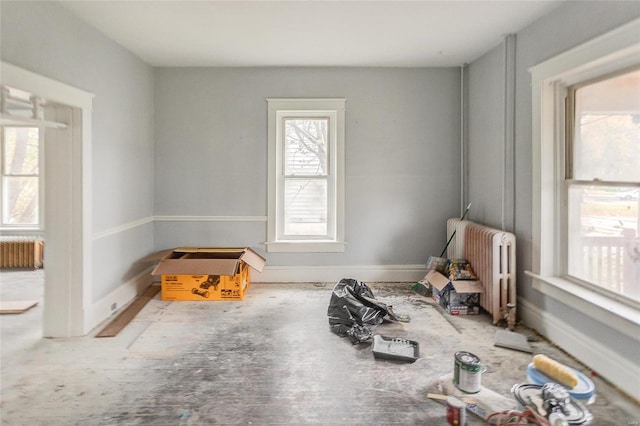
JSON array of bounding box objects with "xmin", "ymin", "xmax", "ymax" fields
[{"xmin": 1, "ymin": 272, "xmax": 639, "ymax": 425}]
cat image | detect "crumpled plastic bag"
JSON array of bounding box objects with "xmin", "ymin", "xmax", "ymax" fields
[{"xmin": 327, "ymin": 278, "xmax": 409, "ymax": 344}]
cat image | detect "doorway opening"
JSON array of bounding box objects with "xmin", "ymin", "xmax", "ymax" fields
[{"xmin": 1, "ymin": 61, "xmax": 93, "ymax": 337}]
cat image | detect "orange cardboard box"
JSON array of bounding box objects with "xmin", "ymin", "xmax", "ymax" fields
[{"xmin": 150, "ymin": 247, "xmax": 266, "ymax": 301}]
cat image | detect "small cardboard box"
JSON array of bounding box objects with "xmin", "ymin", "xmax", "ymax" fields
[
  {"xmin": 424, "ymin": 270, "xmax": 483, "ymax": 315},
  {"xmin": 424, "ymin": 270, "xmax": 449, "ymax": 304},
  {"xmin": 150, "ymin": 247, "xmax": 266, "ymax": 301}
]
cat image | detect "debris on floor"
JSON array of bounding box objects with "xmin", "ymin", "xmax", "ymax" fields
[
  {"xmin": 95, "ymin": 285, "xmax": 160, "ymax": 337},
  {"xmin": 438, "ymin": 377, "xmax": 579, "ymax": 425},
  {"xmin": 494, "ymin": 329, "xmax": 533, "ymax": 353},
  {"xmin": 425, "ymin": 202, "xmax": 472, "ymax": 276},
  {"xmin": 438, "ymin": 372, "xmax": 516, "ymax": 420},
  {"xmin": 425, "ymin": 254, "xmax": 449, "ymax": 274},
  {"xmin": 532, "ymin": 354, "xmax": 579, "ymax": 388},
  {"xmin": 510, "ymin": 383, "xmax": 593, "ymax": 425},
  {"xmin": 327, "ymin": 278, "xmax": 410, "ymax": 344},
  {"xmin": 409, "ymin": 251, "xmax": 599, "ymax": 425},
  {"xmin": 428, "ymin": 393, "xmax": 487, "ymax": 424},
  {"xmin": 418, "ymin": 234, "xmax": 486, "ymax": 318},
  {"xmin": 0, "ymin": 299, "xmax": 38, "ymax": 314},
  {"xmin": 453, "ymin": 351, "xmax": 484, "ymax": 394},
  {"xmin": 371, "ymin": 335, "xmax": 420, "ymax": 363},
  {"xmin": 528, "ymin": 354, "xmax": 595, "ymax": 403},
  {"xmin": 422, "ymin": 327, "xmax": 597, "ymax": 424},
  {"xmin": 447, "ymin": 258, "xmax": 479, "ymax": 280},
  {"xmin": 432, "ymin": 351, "xmax": 597, "ymax": 425},
  {"xmin": 3, "ymin": 274, "xmax": 635, "ymax": 425},
  {"xmin": 411, "ymin": 279, "xmax": 432, "ymax": 297}
]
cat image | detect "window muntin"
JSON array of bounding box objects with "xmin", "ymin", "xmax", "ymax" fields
[
  {"xmin": 1, "ymin": 126, "xmax": 41, "ymax": 227},
  {"xmin": 565, "ymin": 68, "xmax": 640, "ymax": 303}
]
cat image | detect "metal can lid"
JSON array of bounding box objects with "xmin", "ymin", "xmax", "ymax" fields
[
  {"xmin": 446, "ymin": 396, "xmax": 466, "ymax": 408},
  {"xmin": 455, "ymin": 351, "xmax": 481, "ymax": 365}
]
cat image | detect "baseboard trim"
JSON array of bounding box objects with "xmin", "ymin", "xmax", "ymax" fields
[
  {"xmin": 518, "ymin": 296, "xmax": 640, "ymax": 401},
  {"xmin": 252, "ymin": 264, "xmax": 426, "ymax": 283},
  {"xmin": 85, "ymin": 266, "xmax": 154, "ymax": 334}
]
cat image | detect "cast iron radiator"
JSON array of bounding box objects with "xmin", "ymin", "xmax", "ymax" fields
[
  {"xmin": 446, "ymin": 219, "xmax": 516, "ymax": 325},
  {"xmin": 0, "ymin": 237, "xmax": 44, "ymax": 269}
]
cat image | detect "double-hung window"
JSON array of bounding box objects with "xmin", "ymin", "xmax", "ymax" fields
[
  {"xmin": 566, "ymin": 68, "xmax": 640, "ymax": 302},
  {"xmin": 530, "ymin": 20, "xmax": 640, "ymax": 320},
  {"xmin": 1, "ymin": 86, "xmax": 45, "ymax": 231},
  {"xmin": 267, "ymin": 99, "xmax": 345, "ymax": 252},
  {"xmin": 1, "ymin": 125, "xmax": 41, "ymax": 229}
]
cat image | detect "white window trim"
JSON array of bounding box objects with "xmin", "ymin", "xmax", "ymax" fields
[
  {"xmin": 0, "ymin": 124, "xmax": 44, "ymax": 231},
  {"xmin": 266, "ymin": 98, "xmax": 346, "ymax": 253},
  {"xmin": 528, "ymin": 19, "xmax": 640, "ymax": 337}
]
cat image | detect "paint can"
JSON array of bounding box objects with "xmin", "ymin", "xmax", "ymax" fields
[
  {"xmin": 453, "ymin": 351, "xmax": 483, "ymax": 394},
  {"xmin": 446, "ymin": 396, "xmax": 466, "ymax": 425}
]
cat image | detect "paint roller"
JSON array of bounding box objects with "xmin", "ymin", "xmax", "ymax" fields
[{"xmin": 532, "ymin": 354, "xmax": 579, "ymax": 389}]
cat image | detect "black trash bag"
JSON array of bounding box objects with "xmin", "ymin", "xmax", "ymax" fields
[{"xmin": 327, "ymin": 278, "xmax": 409, "ymax": 344}]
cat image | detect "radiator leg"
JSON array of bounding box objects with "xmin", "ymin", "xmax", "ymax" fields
[{"xmin": 504, "ymin": 303, "xmax": 516, "ymax": 331}]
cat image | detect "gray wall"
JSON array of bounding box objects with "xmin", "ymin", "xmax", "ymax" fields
[
  {"xmin": 0, "ymin": 1, "xmax": 155, "ymax": 302},
  {"xmin": 466, "ymin": 1, "xmax": 640, "ymax": 367},
  {"xmin": 466, "ymin": 44, "xmax": 506, "ymax": 230},
  {"xmin": 154, "ymin": 67, "xmax": 461, "ymax": 266}
]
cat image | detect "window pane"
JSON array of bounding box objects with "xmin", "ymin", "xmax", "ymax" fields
[
  {"xmin": 3, "ymin": 127, "xmax": 39, "ymax": 175},
  {"xmin": 573, "ymin": 70, "xmax": 640, "ymax": 182},
  {"xmin": 284, "ymin": 179, "xmax": 327, "ymax": 236},
  {"xmin": 284, "ymin": 118, "xmax": 328, "ymax": 176},
  {"xmin": 2, "ymin": 176, "xmax": 39, "ymax": 225},
  {"xmin": 567, "ymin": 185, "xmax": 639, "ymax": 301}
]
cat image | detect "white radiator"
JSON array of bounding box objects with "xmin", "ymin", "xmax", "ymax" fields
[
  {"xmin": 446, "ymin": 219, "xmax": 516, "ymax": 325},
  {"xmin": 446, "ymin": 219, "xmax": 471, "ymax": 259}
]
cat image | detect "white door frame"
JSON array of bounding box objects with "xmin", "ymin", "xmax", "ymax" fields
[{"xmin": 1, "ymin": 61, "xmax": 93, "ymax": 337}]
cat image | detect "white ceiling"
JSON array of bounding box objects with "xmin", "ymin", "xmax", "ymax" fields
[{"xmin": 59, "ymin": 0, "xmax": 564, "ymax": 68}]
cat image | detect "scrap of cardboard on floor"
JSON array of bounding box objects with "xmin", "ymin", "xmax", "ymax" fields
[
  {"xmin": 494, "ymin": 329, "xmax": 533, "ymax": 353},
  {"xmin": 0, "ymin": 300, "xmax": 38, "ymax": 314},
  {"xmin": 95, "ymin": 285, "xmax": 160, "ymax": 337},
  {"xmin": 437, "ymin": 372, "xmax": 516, "ymax": 420}
]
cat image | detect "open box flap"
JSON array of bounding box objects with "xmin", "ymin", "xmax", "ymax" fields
[
  {"xmin": 238, "ymin": 249, "xmax": 266, "ymax": 273},
  {"xmin": 425, "ymin": 270, "xmax": 451, "ymax": 292},
  {"xmin": 174, "ymin": 247, "xmax": 247, "ymax": 255},
  {"xmin": 151, "ymin": 258, "xmax": 240, "ymax": 276},
  {"xmin": 136, "ymin": 249, "xmax": 175, "ymax": 264},
  {"xmin": 173, "ymin": 247, "xmax": 266, "ymax": 272},
  {"xmin": 152, "ymin": 247, "xmax": 267, "ymax": 274}
]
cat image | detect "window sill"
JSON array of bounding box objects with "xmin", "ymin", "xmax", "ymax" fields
[
  {"xmin": 525, "ymin": 270, "xmax": 640, "ymax": 342},
  {"xmin": 0, "ymin": 228, "xmax": 44, "ymax": 236},
  {"xmin": 265, "ymin": 241, "xmax": 346, "ymax": 253}
]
